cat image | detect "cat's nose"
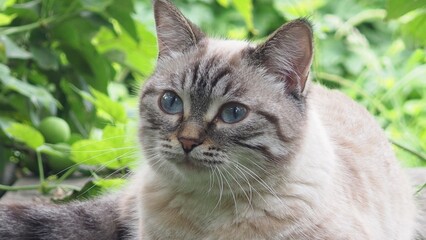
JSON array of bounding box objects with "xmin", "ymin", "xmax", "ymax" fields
[{"xmin": 178, "ymin": 137, "xmax": 203, "ymax": 153}]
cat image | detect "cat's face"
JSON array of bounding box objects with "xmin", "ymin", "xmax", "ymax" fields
[{"xmin": 138, "ymin": 0, "xmax": 313, "ymax": 190}]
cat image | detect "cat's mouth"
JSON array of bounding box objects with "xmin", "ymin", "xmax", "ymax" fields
[{"xmin": 174, "ymin": 155, "xmax": 224, "ymax": 170}]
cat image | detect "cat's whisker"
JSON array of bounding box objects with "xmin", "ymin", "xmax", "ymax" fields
[
  {"xmin": 93, "ymin": 149, "xmax": 139, "ymax": 173},
  {"xmin": 53, "ymin": 148, "xmax": 139, "ymax": 176},
  {"xmin": 75, "ymin": 163, "xmax": 133, "ymax": 199},
  {"xmin": 231, "ymin": 162, "xmax": 271, "ymax": 209},
  {"xmin": 207, "ymin": 165, "xmax": 215, "ymax": 193},
  {"xmin": 216, "ymin": 165, "xmax": 239, "ymax": 216},
  {"xmin": 221, "ymin": 165, "xmax": 252, "ymax": 209},
  {"xmin": 232, "ymin": 161, "xmax": 284, "ymax": 206},
  {"xmin": 229, "ymin": 164, "xmax": 255, "ymax": 209},
  {"xmin": 70, "ymin": 146, "xmax": 139, "ymax": 153},
  {"xmin": 211, "ymin": 166, "xmax": 224, "ymax": 213}
]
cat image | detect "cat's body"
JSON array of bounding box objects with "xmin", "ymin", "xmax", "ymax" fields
[
  {"xmin": 124, "ymin": 85, "xmax": 415, "ymax": 240},
  {"xmin": 0, "ymin": 0, "xmax": 419, "ymax": 239}
]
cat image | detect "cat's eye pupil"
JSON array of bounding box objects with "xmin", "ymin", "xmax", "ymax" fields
[
  {"xmin": 160, "ymin": 91, "xmax": 183, "ymax": 114},
  {"xmin": 221, "ymin": 104, "xmax": 247, "ymax": 124}
]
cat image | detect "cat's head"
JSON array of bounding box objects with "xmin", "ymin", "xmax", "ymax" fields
[{"xmin": 138, "ymin": 0, "xmax": 313, "ymax": 190}]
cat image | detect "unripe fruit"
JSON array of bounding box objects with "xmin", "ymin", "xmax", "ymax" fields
[{"xmin": 39, "ymin": 117, "xmax": 70, "ymax": 143}]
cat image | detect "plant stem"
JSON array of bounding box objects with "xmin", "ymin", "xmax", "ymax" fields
[
  {"xmin": 0, "ymin": 183, "xmax": 80, "ymax": 192},
  {"xmin": 391, "ymin": 140, "xmax": 426, "ymax": 163},
  {"xmin": 0, "ymin": 184, "xmax": 40, "ymax": 191},
  {"xmin": 35, "ymin": 150, "xmax": 47, "ymax": 194},
  {"xmin": 415, "ymin": 183, "xmax": 426, "ymax": 196},
  {"xmin": 0, "ymin": 17, "xmax": 55, "ymax": 35},
  {"xmin": 56, "ymin": 166, "xmax": 77, "ymax": 184}
]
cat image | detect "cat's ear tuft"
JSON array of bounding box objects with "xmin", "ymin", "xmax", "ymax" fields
[
  {"xmin": 252, "ymin": 19, "xmax": 313, "ymax": 94},
  {"xmin": 153, "ymin": 0, "xmax": 205, "ymax": 57}
]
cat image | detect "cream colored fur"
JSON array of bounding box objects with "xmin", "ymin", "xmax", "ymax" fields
[
  {"xmin": 121, "ymin": 82, "xmax": 416, "ymax": 240},
  {"xmin": 118, "ymin": 1, "xmax": 418, "ymax": 239}
]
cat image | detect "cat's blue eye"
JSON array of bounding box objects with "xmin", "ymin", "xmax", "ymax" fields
[
  {"xmin": 220, "ymin": 103, "xmax": 248, "ymax": 124},
  {"xmin": 160, "ymin": 91, "xmax": 183, "ymax": 114}
]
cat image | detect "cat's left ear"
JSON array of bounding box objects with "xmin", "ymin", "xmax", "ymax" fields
[
  {"xmin": 251, "ymin": 19, "xmax": 313, "ymax": 95},
  {"xmin": 153, "ymin": 0, "xmax": 205, "ymax": 57}
]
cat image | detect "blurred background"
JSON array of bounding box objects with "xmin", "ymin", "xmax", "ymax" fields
[{"xmin": 0, "ymin": 0, "xmax": 425, "ymax": 200}]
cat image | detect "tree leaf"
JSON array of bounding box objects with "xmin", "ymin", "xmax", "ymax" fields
[
  {"xmin": 89, "ymin": 87, "xmax": 127, "ymax": 123},
  {"xmin": 94, "ymin": 22, "xmax": 157, "ymax": 76},
  {"xmin": 71, "ymin": 124, "xmax": 136, "ymax": 168},
  {"xmin": 4, "ymin": 0, "xmax": 39, "ymax": 21},
  {"xmin": 80, "ymin": 0, "xmax": 114, "ymax": 12},
  {"xmin": 5, "ymin": 122, "xmax": 44, "ymax": 149},
  {"xmin": 0, "ymin": 13, "xmax": 16, "ymax": 26},
  {"xmin": 232, "ymin": 0, "xmax": 254, "ymax": 31},
  {"xmin": 0, "ymin": 116, "xmax": 13, "ymax": 133},
  {"xmin": 61, "ymin": 44, "xmax": 112, "ymax": 93},
  {"xmin": 30, "ymin": 45, "xmax": 59, "ymax": 70},
  {"xmin": 387, "ymin": 0, "xmax": 426, "ymax": 19},
  {"xmin": 93, "ymin": 178, "xmax": 126, "ymax": 189},
  {"xmin": 106, "ymin": 0, "xmax": 139, "ymax": 42},
  {"xmin": 0, "ymin": 64, "xmax": 58, "ymax": 112},
  {"xmin": 217, "ymin": 0, "xmax": 230, "ymax": 7},
  {"xmin": 401, "ymin": 12, "xmax": 426, "ymax": 45},
  {"xmin": 273, "ymin": 0, "xmax": 325, "ymax": 19},
  {"xmin": 0, "ymin": 35, "xmax": 32, "ymax": 59},
  {"xmin": 52, "ymin": 13, "xmax": 114, "ymax": 49},
  {"xmin": 55, "ymin": 180, "xmax": 102, "ymax": 202}
]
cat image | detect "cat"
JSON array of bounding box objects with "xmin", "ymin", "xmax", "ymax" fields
[{"xmin": 0, "ymin": 0, "xmax": 420, "ymax": 239}]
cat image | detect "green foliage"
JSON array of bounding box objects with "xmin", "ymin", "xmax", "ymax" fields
[
  {"xmin": 0, "ymin": 0, "xmax": 425, "ymax": 199},
  {"xmin": 5, "ymin": 122, "xmax": 44, "ymax": 149}
]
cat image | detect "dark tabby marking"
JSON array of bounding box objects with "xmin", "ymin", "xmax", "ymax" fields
[{"xmin": 0, "ymin": 197, "xmax": 129, "ymax": 240}]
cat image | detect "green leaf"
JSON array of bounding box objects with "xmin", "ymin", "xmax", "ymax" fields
[
  {"xmin": 61, "ymin": 43, "xmax": 112, "ymax": 93},
  {"xmin": 52, "ymin": 13, "xmax": 114, "ymax": 49},
  {"xmin": 0, "ymin": 64, "xmax": 58, "ymax": 112},
  {"xmin": 4, "ymin": 0, "xmax": 39, "ymax": 21},
  {"xmin": 387, "ymin": 0, "xmax": 426, "ymax": 19},
  {"xmin": 94, "ymin": 22, "xmax": 157, "ymax": 76},
  {"xmin": 5, "ymin": 122, "xmax": 44, "ymax": 149},
  {"xmin": 232, "ymin": 0, "xmax": 254, "ymax": 31},
  {"xmin": 106, "ymin": 0, "xmax": 139, "ymax": 42},
  {"xmin": 273, "ymin": 0, "xmax": 325, "ymax": 19},
  {"xmin": 0, "ymin": 116, "xmax": 13, "ymax": 132},
  {"xmin": 91, "ymin": 88, "xmax": 127, "ymax": 123},
  {"xmin": 56, "ymin": 180, "xmax": 102, "ymax": 202},
  {"xmin": 93, "ymin": 178, "xmax": 126, "ymax": 189},
  {"xmin": 217, "ymin": 0, "xmax": 230, "ymax": 7},
  {"xmin": 0, "ymin": 13, "xmax": 16, "ymax": 26},
  {"xmin": 71, "ymin": 124, "xmax": 136, "ymax": 168},
  {"xmin": 30, "ymin": 45, "xmax": 59, "ymax": 70},
  {"xmin": 0, "ymin": 35, "xmax": 32, "ymax": 59},
  {"xmin": 401, "ymin": 12, "xmax": 426, "ymax": 44},
  {"xmin": 80, "ymin": 0, "xmax": 114, "ymax": 12}
]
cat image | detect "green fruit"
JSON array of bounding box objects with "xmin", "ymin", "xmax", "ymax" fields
[{"xmin": 39, "ymin": 117, "xmax": 71, "ymax": 143}]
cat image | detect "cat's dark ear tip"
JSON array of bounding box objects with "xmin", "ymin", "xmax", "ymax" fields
[
  {"xmin": 152, "ymin": 0, "xmax": 173, "ymax": 10},
  {"xmin": 285, "ymin": 18, "xmax": 314, "ymax": 35}
]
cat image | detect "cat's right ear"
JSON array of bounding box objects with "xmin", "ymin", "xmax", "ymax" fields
[
  {"xmin": 153, "ymin": 0, "xmax": 205, "ymax": 57},
  {"xmin": 250, "ymin": 19, "xmax": 313, "ymax": 95}
]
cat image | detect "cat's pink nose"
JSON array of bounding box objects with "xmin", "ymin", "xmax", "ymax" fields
[{"xmin": 178, "ymin": 137, "xmax": 202, "ymax": 153}]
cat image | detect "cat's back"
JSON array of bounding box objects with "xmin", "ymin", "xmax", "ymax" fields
[{"xmin": 307, "ymin": 83, "xmax": 416, "ymax": 238}]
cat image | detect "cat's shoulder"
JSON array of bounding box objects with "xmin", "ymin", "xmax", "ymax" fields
[
  {"xmin": 307, "ymin": 83, "xmax": 391, "ymax": 155},
  {"xmin": 308, "ymin": 83, "xmax": 378, "ymax": 127}
]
